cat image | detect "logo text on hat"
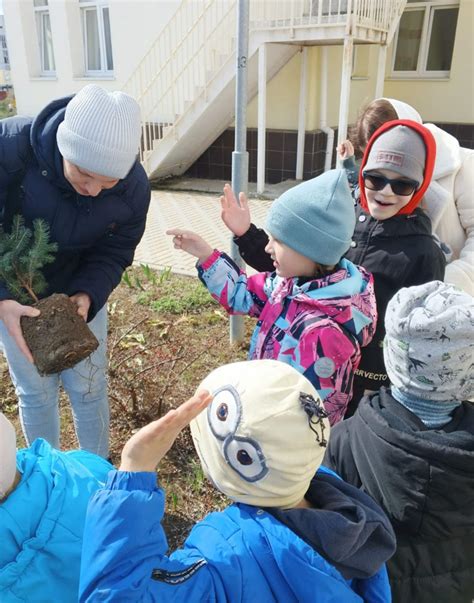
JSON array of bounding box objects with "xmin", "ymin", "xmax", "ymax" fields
[{"xmin": 376, "ymin": 151, "xmax": 404, "ymax": 167}]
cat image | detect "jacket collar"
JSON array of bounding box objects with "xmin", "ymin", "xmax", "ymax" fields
[
  {"xmin": 262, "ymin": 467, "xmax": 396, "ymax": 580},
  {"xmin": 355, "ymin": 204, "xmax": 433, "ymax": 237}
]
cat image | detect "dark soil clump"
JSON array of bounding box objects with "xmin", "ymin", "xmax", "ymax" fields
[{"xmin": 21, "ymin": 293, "xmax": 99, "ymax": 375}]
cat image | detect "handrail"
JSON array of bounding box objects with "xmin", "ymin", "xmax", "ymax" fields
[{"xmin": 122, "ymin": 0, "xmax": 407, "ymax": 173}]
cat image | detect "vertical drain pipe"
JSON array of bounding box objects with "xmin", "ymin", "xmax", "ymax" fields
[{"xmin": 320, "ymin": 47, "xmax": 334, "ymax": 171}]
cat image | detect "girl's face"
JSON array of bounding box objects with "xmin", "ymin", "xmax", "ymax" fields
[
  {"xmin": 364, "ymin": 168, "xmax": 415, "ymax": 220},
  {"xmin": 265, "ymin": 236, "xmax": 317, "ymax": 278},
  {"xmin": 63, "ymin": 159, "xmax": 119, "ymax": 197}
]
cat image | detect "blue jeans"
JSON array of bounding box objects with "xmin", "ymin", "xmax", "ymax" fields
[{"xmin": 0, "ymin": 306, "xmax": 109, "ymax": 457}]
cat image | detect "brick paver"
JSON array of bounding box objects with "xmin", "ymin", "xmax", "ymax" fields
[{"xmin": 134, "ymin": 190, "xmax": 273, "ymax": 276}]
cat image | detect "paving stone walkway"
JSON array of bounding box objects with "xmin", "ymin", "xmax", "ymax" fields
[{"xmin": 134, "ymin": 190, "xmax": 273, "ymax": 276}]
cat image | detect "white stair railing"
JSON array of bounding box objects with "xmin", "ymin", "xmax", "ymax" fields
[
  {"xmin": 249, "ymin": 0, "xmax": 406, "ymax": 33},
  {"xmin": 123, "ymin": 0, "xmax": 407, "ymax": 174},
  {"xmin": 122, "ymin": 0, "xmax": 237, "ymax": 169}
]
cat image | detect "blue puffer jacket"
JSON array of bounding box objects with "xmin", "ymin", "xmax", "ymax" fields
[
  {"xmin": 0, "ymin": 95, "xmax": 151, "ymax": 320},
  {"xmin": 0, "ymin": 439, "xmax": 113, "ymax": 603},
  {"xmin": 80, "ymin": 467, "xmax": 396, "ymax": 602}
]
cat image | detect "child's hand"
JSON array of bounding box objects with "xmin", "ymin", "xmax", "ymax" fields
[
  {"xmin": 220, "ymin": 183, "xmax": 251, "ymax": 237},
  {"xmin": 337, "ymin": 140, "xmax": 354, "ymax": 160},
  {"xmin": 167, "ymin": 229, "xmax": 214, "ymax": 263},
  {"xmin": 119, "ymin": 390, "xmax": 213, "ymax": 472}
]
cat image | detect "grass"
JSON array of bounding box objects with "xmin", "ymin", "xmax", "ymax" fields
[{"xmin": 0, "ymin": 265, "xmax": 256, "ymax": 549}]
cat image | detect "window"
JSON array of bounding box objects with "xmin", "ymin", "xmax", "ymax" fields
[
  {"xmin": 80, "ymin": 0, "xmax": 114, "ymax": 74},
  {"xmin": 392, "ymin": 1, "xmax": 459, "ymax": 78},
  {"xmin": 34, "ymin": 0, "xmax": 56, "ymax": 74}
]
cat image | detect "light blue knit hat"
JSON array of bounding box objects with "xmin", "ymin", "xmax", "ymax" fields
[
  {"xmin": 57, "ymin": 84, "xmax": 142, "ymax": 179},
  {"xmin": 265, "ymin": 169, "xmax": 355, "ymax": 265}
]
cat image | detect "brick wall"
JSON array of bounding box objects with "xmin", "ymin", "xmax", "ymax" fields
[{"xmin": 185, "ymin": 123, "xmax": 474, "ymax": 183}]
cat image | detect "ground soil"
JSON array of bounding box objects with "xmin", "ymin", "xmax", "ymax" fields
[
  {"xmin": 21, "ymin": 293, "xmax": 99, "ymax": 375},
  {"xmin": 1, "ymin": 267, "xmax": 255, "ymax": 549}
]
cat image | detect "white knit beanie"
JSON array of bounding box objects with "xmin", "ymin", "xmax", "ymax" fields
[
  {"xmin": 57, "ymin": 84, "xmax": 142, "ymax": 179},
  {"xmin": 190, "ymin": 360, "xmax": 330, "ymax": 509},
  {"xmin": 0, "ymin": 413, "xmax": 17, "ymax": 499},
  {"xmin": 384, "ymin": 281, "xmax": 474, "ymax": 402}
]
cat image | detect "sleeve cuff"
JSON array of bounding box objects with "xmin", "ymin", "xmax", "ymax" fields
[
  {"xmin": 106, "ymin": 470, "xmax": 158, "ymax": 491},
  {"xmin": 233, "ymin": 223, "xmax": 261, "ymax": 245},
  {"xmin": 343, "ymin": 156, "xmax": 356, "ymax": 169},
  {"xmin": 198, "ymin": 249, "xmax": 221, "ymax": 271}
]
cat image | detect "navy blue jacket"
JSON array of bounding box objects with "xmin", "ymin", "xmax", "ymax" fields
[{"xmin": 0, "ymin": 95, "xmax": 151, "ymax": 320}]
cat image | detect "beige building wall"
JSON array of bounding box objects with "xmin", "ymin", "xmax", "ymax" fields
[
  {"xmin": 383, "ymin": 0, "xmax": 474, "ymax": 123},
  {"xmin": 247, "ymin": 44, "xmax": 381, "ymax": 131},
  {"xmin": 247, "ymin": 0, "xmax": 473, "ymax": 130},
  {"xmin": 3, "ymin": 0, "xmax": 179, "ymax": 115},
  {"xmin": 3, "ymin": 0, "xmax": 471, "ymax": 127}
]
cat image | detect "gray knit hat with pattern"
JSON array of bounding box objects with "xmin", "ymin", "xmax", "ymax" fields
[
  {"xmin": 57, "ymin": 85, "xmax": 141, "ymax": 179},
  {"xmin": 384, "ymin": 281, "xmax": 474, "ymax": 402}
]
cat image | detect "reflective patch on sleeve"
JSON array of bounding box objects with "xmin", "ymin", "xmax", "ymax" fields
[{"xmin": 151, "ymin": 559, "xmax": 207, "ymax": 584}]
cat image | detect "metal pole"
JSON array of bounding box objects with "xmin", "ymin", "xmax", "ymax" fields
[
  {"xmin": 257, "ymin": 43, "xmax": 267, "ymax": 194},
  {"xmin": 230, "ymin": 0, "xmax": 249, "ymax": 345},
  {"xmin": 374, "ymin": 44, "xmax": 387, "ymax": 98},
  {"xmin": 296, "ymin": 47, "xmax": 308, "ymax": 180},
  {"xmin": 336, "ymin": 35, "xmax": 354, "ymax": 164}
]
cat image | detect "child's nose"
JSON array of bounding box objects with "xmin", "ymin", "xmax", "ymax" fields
[{"xmin": 380, "ymin": 183, "xmax": 395, "ymax": 196}]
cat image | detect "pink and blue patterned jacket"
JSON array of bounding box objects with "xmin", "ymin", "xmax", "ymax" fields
[{"xmin": 198, "ymin": 251, "xmax": 377, "ymax": 425}]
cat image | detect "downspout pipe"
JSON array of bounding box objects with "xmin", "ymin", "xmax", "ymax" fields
[{"xmin": 319, "ymin": 47, "xmax": 334, "ymax": 171}]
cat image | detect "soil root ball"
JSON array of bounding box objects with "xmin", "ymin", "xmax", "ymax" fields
[{"xmin": 21, "ymin": 293, "xmax": 99, "ymax": 375}]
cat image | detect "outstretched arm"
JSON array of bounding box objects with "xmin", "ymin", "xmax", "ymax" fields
[
  {"xmin": 167, "ymin": 229, "xmax": 270, "ymax": 318},
  {"xmin": 80, "ymin": 392, "xmax": 229, "ymax": 603}
]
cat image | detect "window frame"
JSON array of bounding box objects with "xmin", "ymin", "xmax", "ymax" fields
[
  {"xmin": 391, "ymin": 0, "xmax": 459, "ymax": 79},
  {"xmin": 34, "ymin": 0, "xmax": 56, "ymax": 76},
  {"xmin": 79, "ymin": 0, "xmax": 114, "ymax": 76}
]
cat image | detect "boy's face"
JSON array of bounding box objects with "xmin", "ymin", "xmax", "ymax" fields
[
  {"xmin": 364, "ymin": 168, "xmax": 416, "ymax": 220},
  {"xmin": 265, "ymin": 235, "xmax": 317, "ymax": 278}
]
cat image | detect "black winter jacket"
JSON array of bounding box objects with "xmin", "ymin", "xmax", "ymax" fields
[
  {"xmin": 0, "ymin": 95, "xmax": 151, "ymax": 320},
  {"xmin": 345, "ymin": 204, "xmax": 445, "ymax": 392},
  {"xmin": 323, "ymin": 387, "xmax": 474, "ymax": 603}
]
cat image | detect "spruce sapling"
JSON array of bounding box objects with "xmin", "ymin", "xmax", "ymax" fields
[
  {"xmin": 0, "ymin": 215, "xmax": 98, "ymax": 375},
  {"xmin": 0, "ymin": 215, "xmax": 57, "ymax": 303}
]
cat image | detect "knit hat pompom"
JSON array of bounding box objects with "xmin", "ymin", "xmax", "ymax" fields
[
  {"xmin": 190, "ymin": 360, "xmax": 330, "ymax": 509},
  {"xmin": 265, "ymin": 169, "xmax": 355, "ymax": 265},
  {"xmin": 0, "ymin": 413, "xmax": 17, "ymax": 499},
  {"xmin": 364, "ymin": 124, "xmax": 426, "ymax": 185},
  {"xmin": 57, "ymin": 84, "xmax": 142, "ymax": 179},
  {"xmin": 384, "ymin": 281, "xmax": 474, "ymax": 402}
]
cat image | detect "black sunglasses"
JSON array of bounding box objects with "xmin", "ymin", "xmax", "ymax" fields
[{"xmin": 363, "ymin": 172, "xmax": 419, "ymax": 196}]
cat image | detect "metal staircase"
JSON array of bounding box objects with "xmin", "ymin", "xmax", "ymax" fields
[{"xmin": 122, "ymin": 0, "xmax": 407, "ymax": 179}]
